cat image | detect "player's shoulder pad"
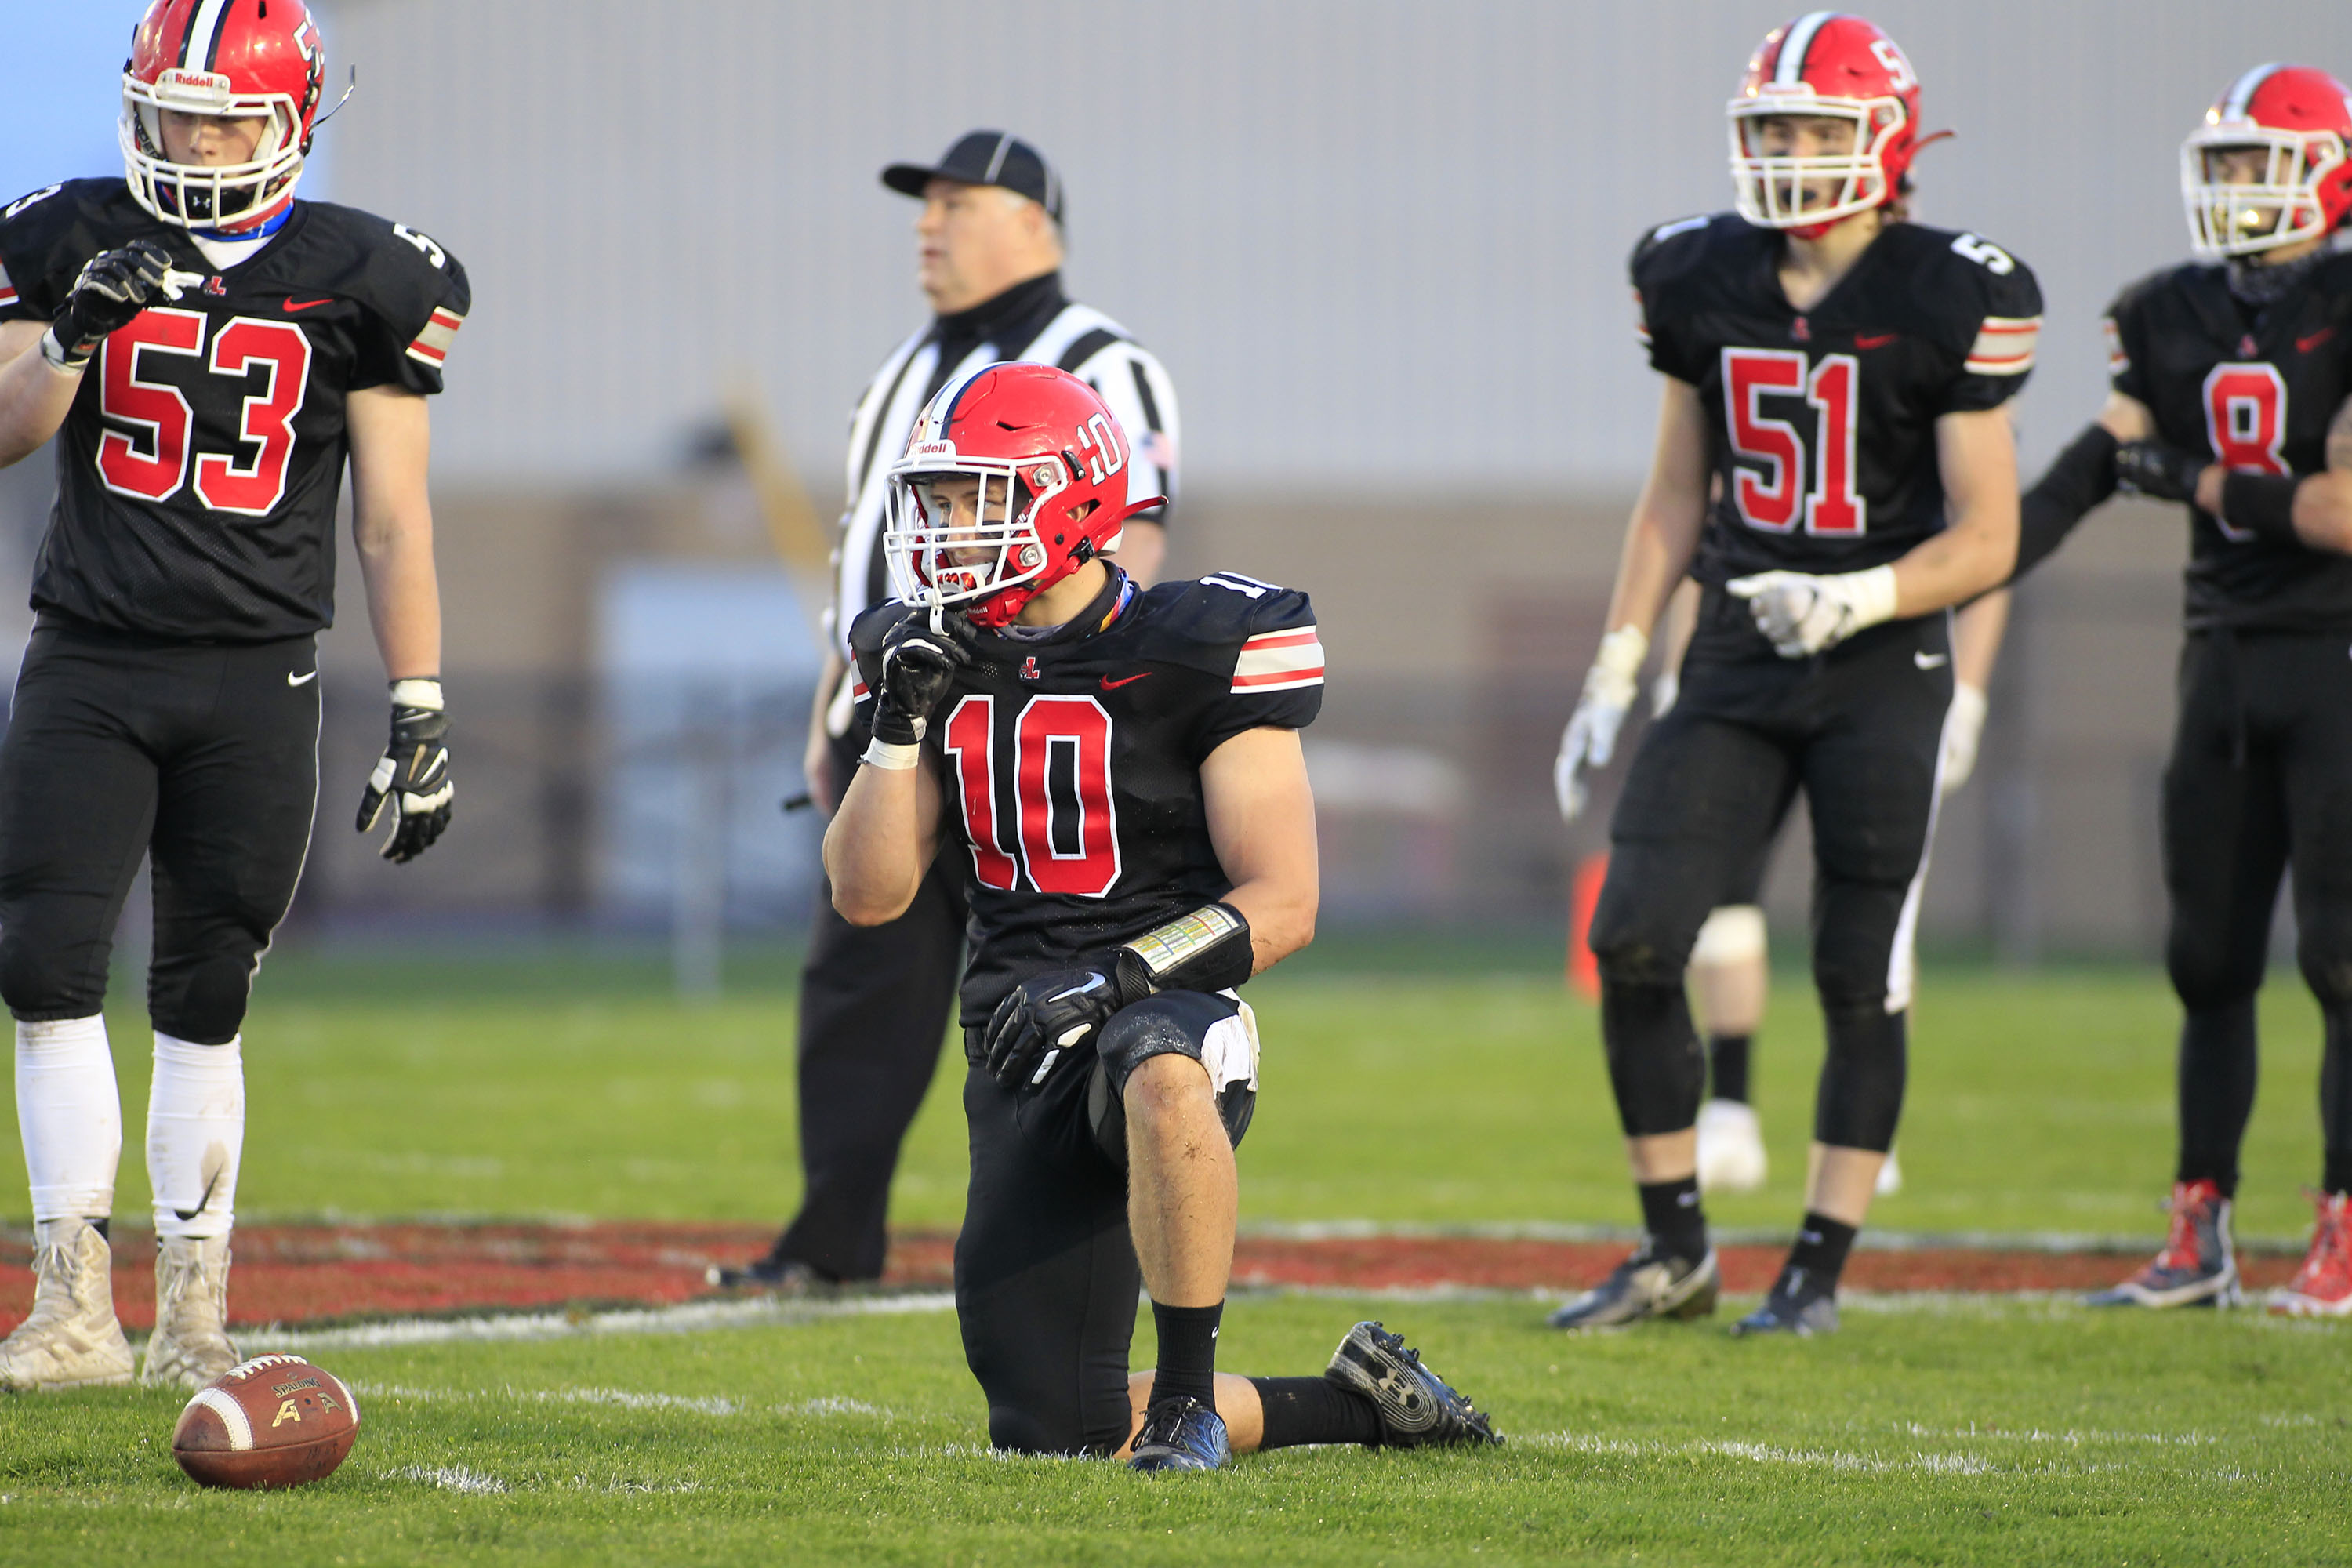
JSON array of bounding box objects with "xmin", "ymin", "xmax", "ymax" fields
[
  {"xmin": 847, "ymin": 598, "xmax": 924, "ymax": 662},
  {"xmin": 1138, "ymin": 573, "xmax": 1320, "ymax": 683},
  {"xmin": 1890, "ymin": 222, "xmax": 2042, "ymax": 317},
  {"xmin": 0, "ymin": 180, "xmax": 150, "ymax": 299},
  {"xmin": 2102, "ymin": 258, "xmax": 2213, "ymax": 330},
  {"xmin": 288, "ymin": 201, "xmax": 470, "ymax": 332},
  {"xmin": 1628, "ymin": 211, "xmax": 1743, "ymax": 292}
]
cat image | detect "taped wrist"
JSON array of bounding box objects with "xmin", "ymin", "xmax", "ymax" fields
[
  {"xmin": 2220, "ymin": 471, "xmax": 2303, "ymax": 543},
  {"xmin": 1109, "ymin": 902, "xmax": 1254, "ymax": 1003},
  {"xmin": 2014, "ymin": 423, "xmax": 2119, "ymax": 581},
  {"xmin": 861, "ymin": 736, "xmax": 922, "ymax": 771}
]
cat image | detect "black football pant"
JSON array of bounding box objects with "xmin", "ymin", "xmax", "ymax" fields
[
  {"xmin": 956, "ymin": 989, "xmax": 1255, "ymax": 1455},
  {"xmin": 1588, "ymin": 595, "xmax": 1952, "ymax": 1154},
  {"xmin": 0, "ymin": 622, "xmax": 320, "ymax": 1044},
  {"xmin": 772, "ymin": 811, "xmax": 968, "ymax": 1282},
  {"xmin": 2162, "ymin": 630, "xmax": 2352, "ymax": 1198}
]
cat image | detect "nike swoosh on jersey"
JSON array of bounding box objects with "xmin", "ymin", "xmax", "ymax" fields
[
  {"xmin": 282, "ymin": 296, "xmax": 336, "ymax": 312},
  {"xmin": 1100, "ymin": 673, "xmax": 1152, "ymax": 690},
  {"xmin": 287, "ymin": 669, "xmax": 319, "ymax": 686},
  {"xmin": 1915, "ymin": 652, "xmax": 1948, "ymax": 670},
  {"xmin": 2298, "ymin": 326, "xmax": 2336, "ymax": 354},
  {"xmin": 1853, "ymin": 332, "xmax": 1898, "ymax": 350}
]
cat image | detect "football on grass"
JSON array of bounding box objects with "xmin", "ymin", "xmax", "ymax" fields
[{"xmin": 172, "ymin": 1354, "xmax": 362, "ymax": 1490}]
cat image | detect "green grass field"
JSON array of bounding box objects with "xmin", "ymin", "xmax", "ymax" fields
[{"xmin": 3, "ymin": 943, "xmax": 2349, "ymax": 1565}]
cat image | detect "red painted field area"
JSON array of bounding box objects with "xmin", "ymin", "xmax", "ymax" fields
[{"xmin": 0, "ymin": 1224, "xmax": 2307, "ymax": 1333}]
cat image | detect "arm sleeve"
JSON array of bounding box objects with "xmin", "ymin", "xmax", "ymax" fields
[
  {"xmin": 1939, "ymin": 257, "xmax": 2043, "ymax": 415},
  {"xmin": 1195, "ymin": 587, "xmax": 1323, "ymax": 758},
  {"xmin": 350, "ymin": 234, "xmax": 470, "ymax": 395},
  {"xmin": 2010, "ymin": 423, "xmax": 2122, "ymax": 583},
  {"xmin": 1080, "ymin": 340, "xmax": 1180, "ymax": 524}
]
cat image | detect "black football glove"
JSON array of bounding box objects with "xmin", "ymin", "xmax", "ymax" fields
[
  {"xmin": 42, "ymin": 241, "xmax": 178, "ymax": 369},
  {"xmin": 2114, "ymin": 441, "xmax": 2209, "ymax": 504},
  {"xmin": 982, "ymin": 966, "xmax": 1142, "ymax": 1088},
  {"xmin": 358, "ymin": 679, "xmax": 453, "ymax": 863},
  {"xmin": 871, "ymin": 614, "xmax": 968, "ymax": 746}
]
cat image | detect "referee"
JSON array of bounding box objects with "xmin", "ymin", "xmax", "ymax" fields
[{"xmin": 717, "ymin": 131, "xmax": 1181, "ymax": 1289}]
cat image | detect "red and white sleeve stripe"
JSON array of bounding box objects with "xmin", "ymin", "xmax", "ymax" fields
[
  {"xmin": 1231, "ymin": 625, "xmax": 1324, "ymax": 695},
  {"xmin": 2102, "ymin": 318, "xmax": 2130, "ymax": 379},
  {"xmin": 1965, "ymin": 314, "xmax": 2040, "ymax": 376},
  {"xmin": 405, "ymin": 304, "xmax": 465, "ymax": 368},
  {"xmin": 0, "ymin": 263, "xmax": 17, "ymax": 312}
]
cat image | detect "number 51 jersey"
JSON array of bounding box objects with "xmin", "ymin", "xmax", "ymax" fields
[
  {"xmin": 0, "ymin": 179, "xmax": 468, "ymax": 641},
  {"xmin": 849, "ymin": 568, "xmax": 1323, "ymax": 1027},
  {"xmin": 1632, "ymin": 212, "xmax": 2042, "ymax": 601}
]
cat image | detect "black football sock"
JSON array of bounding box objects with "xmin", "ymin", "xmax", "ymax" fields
[
  {"xmin": 1639, "ymin": 1177, "xmax": 1708, "ymax": 1263},
  {"xmin": 2320, "ymin": 1000, "xmax": 2352, "ymax": 1197},
  {"xmin": 1248, "ymin": 1377, "xmax": 1384, "ymax": 1449},
  {"xmin": 1782, "ymin": 1211, "xmax": 1857, "ymax": 1294},
  {"xmin": 88, "ymin": 1217, "xmax": 109, "ymax": 1242},
  {"xmin": 2176, "ymin": 1000, "xmax": 2259, "ymax": 1197},
  {"xmin": 1147, "ymin": 1301, "xmax": 1223, "ymax": 1412},
  {"xmin": 1708, "ymin": 1033, "xmax": 1753, "ymax": 1104}
]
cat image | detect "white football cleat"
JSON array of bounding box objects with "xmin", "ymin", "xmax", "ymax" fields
[
  {"xmin": 142, "ymin": 1234, "xmax": 238, "ymax": 1389},
  {"xmin": 1695, "ymin": 1098, "xmax": 1767, "ymax": 1192},
  {"xmin": 1875, "ymin": 1148, "xmax": 1904, "ymax": 1196},
  {"xmin": 0, "ymin": 1218, "xmax": 134, "ymax": 1391}
]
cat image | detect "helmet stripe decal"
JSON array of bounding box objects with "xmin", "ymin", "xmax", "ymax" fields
[
  {"xmin": 180, "ymin": 0, "xmax": 238, "ymax": 71},
  {"xmin": 2223, "ymin": 62, "xmax": 2284, "ymax": 119},
  {"xmin": 1774, "ymin": 12, "xmax": 1840, "ymax": 86}
]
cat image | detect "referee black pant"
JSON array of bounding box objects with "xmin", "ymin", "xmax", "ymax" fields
[
  {"xmin": 0, "ymin": 620, "xmax": 321, "ymax": 1043},
  {"xmin": 773, "ymin": 730, "xmax": 967, "ymax": 1280}
]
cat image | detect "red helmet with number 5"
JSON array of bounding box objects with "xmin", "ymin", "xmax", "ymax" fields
[
  {"xmin": 1729, "ymin": 13, "xmax": 1922, "ymax": 237},
  {"xmin": 2182, "ymin": 64, "xmax": 2352, "ymax": 258},
  {"xmin": 121, "ymin": 0, "xmax": 329, "ymax": 233},
  {"xmin": 884, "ymin": 363, "xmax": 1165, "ymax": 630}
]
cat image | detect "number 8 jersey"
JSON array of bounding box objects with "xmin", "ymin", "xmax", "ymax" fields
[
  {"xmin": 849, "ymin": 568, "xmax": 1322, "ymax": 1027},
  {"xmin": 0, "ymin": 178, "xmax": 468, "ymax": 641},
  {"xmin": 1632, "ymin": 212, "xmax": 2042, "ymax": 597}
]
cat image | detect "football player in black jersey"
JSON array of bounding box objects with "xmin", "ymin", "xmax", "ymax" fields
[
  {"xmin": 2009, "ymin": 64, "xmax": 2352, "ymax": 1317},
  {"xmin": 831, "ymin": 362, "xmax": 1499, "ymax": 1469},
  {"xmin": 1549, "ymin": 13, "xmax": 2039, "ymax": 1336},
  {"xmin": 0, "ymin": 0, "xmax": 467, "ymax": 1391}
]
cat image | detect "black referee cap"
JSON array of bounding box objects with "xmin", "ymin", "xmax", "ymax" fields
[{"xmin": 881, "ymin": 131, "xmax": 1065, "ymax": 225}]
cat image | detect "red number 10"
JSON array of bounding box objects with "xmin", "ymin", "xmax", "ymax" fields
[
  {"xmin": 942, "ymin": 694, "xmax": 1122, "ymax": 897},
  {"xmin": 1722, "ymin": 347, "xmax": 1865, "ymax": 536}
]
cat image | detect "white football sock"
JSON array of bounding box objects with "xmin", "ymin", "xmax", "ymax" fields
[
  {"xmin": 147, "ymin": 1033, "xmax": 244, "ymax": 1241},
  {"xmin": 15, "ymin": 1015, "xmax": 122, "ymax": 1223}
]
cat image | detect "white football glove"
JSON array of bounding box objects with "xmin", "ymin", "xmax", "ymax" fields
[
  {"xmin": 1553, "ymin": 626, "xmax": 1648, "ymax": 822},
  {"xmin": 1939, "ymin": 682, "xmax": 1988, "ymax": 795},
  {"xmin": 1726, "ymin": 565, "xmax": 1900, "ymax": 659}
]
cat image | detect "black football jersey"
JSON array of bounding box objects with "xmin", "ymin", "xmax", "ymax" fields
[
  {"xmin": 1632, "ymin": 212, "xmax": 2042, "ymax": 598},
  {"xmin": 0, "ymin": 179, "xmax": 469, "ymax": 641},
  {"xmin": 850, "ymin": 568, "xmax": 1323, "ymax": 1025},
  {"xmin": 2106, "ymin": 253, "xmax": 2352, "ymax": 633}
]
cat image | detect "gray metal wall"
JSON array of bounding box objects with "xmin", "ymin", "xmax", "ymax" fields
[{"xmin": 320, "ymin": 0, "xmax": 2352, "ymax": 488}]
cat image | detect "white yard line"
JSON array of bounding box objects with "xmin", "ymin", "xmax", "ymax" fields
[{"xmin": 241, "ymin": 1290, "xmax": 957, "ymax": 1351}]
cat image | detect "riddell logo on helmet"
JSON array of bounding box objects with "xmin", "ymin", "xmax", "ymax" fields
[
  {"xmin": 156, "ymin": 68, "xmax": 233, "ymax": 100},
  {"xmin": 909, "ymin": 439, "xmax": 957, "ymax": 460}
]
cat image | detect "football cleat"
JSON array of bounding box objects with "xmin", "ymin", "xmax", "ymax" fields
[
  {"xmin": 2270, "ymin": 1190, "xmax": 2352, "ymax": 1318},
  {"xmin": 2085, "ymin": 1179, "xmax": 2241, "ymax": 1308},
  {"xmin": 142, "ymin": 1234, "xmax": 239, "ymax": 1389},
  {"xmin": 1323, "ymin": 1320, "xmax": 1503, "ymax": 1449},
  {"xmin": 706, "ymin": 1249, "xmax": 841, "ymax": 1294},
  {"xmin": 1730, "ymin": 1264, "xmax": 1841, "ymax": 1337},
  {"xmin": 0, "ymin": 1219, "xmax": 134, "ymax": 1392},
  {"xmin": 1695, "ymin": 1099, "xmax": 1768, "ymax": 1192},
  {"xmin": 1127, "ymin": 1396, "xmax": 1232, "ymax": 1474},
  {"xmin": 1547, "ymin": 1243, "xmax": 1719, "ymax": 1330}
]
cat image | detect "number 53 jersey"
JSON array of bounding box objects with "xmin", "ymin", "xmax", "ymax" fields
[
  {"xmin": 0, "ymin": 179, "xmax": 468, "ymax": 641},
  {"xmin": 1632, "ymin": 212, "xmax": 2042, "ymax": 599},
  {"xmin": 849, "ymin": 569, "xmax": 1322, "ymax": 1027}
]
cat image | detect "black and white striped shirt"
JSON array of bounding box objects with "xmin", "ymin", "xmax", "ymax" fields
[{"xmin": 827, "ymin": 270, "xmax": 1180, "ymax": 653}]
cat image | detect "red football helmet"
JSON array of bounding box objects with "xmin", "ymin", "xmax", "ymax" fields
[
  {"xmin": 1728, "ymin": 13, "xmax": 1922, "ymax": 236},
  {"xmin": 2182, "ymin": 64, "xmax": 2352, "ymax": 258},
  {"xmin": 884, "ymin": 363, "xmax": 1164, "ymax": 630},
  {"xmin": 120, "ymin": 0, "xmax": 328, "ymax": 232}
]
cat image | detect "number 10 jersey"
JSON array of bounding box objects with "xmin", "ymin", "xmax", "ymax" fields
[
  {"xmin": 1631, "ymin": 212, "xmax": 2042, "ymax": 599},
  {"xmin": 850, "ymin": 568, "xmax": 1323, "ymax": 1027},
  {"xmin": 0, "ymin": 179, "xmax": 469, "ymax": 641}
]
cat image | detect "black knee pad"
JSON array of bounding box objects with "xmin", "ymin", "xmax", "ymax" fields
[
  {"xmin": 1087, "ymin": 992, "xmax": 1257, "ymax": 1168},
  {"xmin": 1588, "ymin": 896, "xmax": 1690, "ymax": 991},
  {"xmin": 0, "ymin": 928, "xmax": 109, "ymax": 1022},
  {"xmin": 2166, "ymin": 923, "xmax": 2267, "ymax": 1014},
  {"xmin": 1813, "ymin": 1004, "xmax": 1907, "ymax": 1152},
  {"xmin": 147, "ymin": 953, "xmax": 255, "ymax": 1046},
  {"xmin": 1599, "ymin": 979, "xmax": 1705, "ymax": 1138}
]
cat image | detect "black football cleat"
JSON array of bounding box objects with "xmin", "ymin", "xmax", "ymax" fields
[
  {"xmin": 1547, "ymin": 1242, "xmax": 1719, "ymax": 1330},
  {"xmin": 706, "ymin": 1250, "xmax": 840, "ymax": 1294},
  {"xmin": 1730, "ymin": 1265, "xmax": 1840, "ymax": 1337},
  {"xmin": 1128, "ymin": 1396, "xmax": 1232, "ymax": 1473},
  {"xmin": 1324, "ymin": 1320, "xmax": 1503, "ymax": 1448}
]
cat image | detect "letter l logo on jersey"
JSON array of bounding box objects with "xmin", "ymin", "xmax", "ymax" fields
[{"xmin": 1019, "ymin": 656, "xmax": 1041, "ymax": 681}]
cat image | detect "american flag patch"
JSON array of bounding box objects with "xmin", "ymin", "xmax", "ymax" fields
[
  {"xmin": 1965, "ymin": 315, "xmax": 2040, "ymax": 376},
  {"xmin": 0, "ymin": 262, "xmax": 16, "ymax": 311},
  {"xmin": 1232, "ymin": 625, "xmax": 1324, "ymax": 695},
  {"xmin": 405, "ymin": 304, "xmax": 464, "ymax": 368}
]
